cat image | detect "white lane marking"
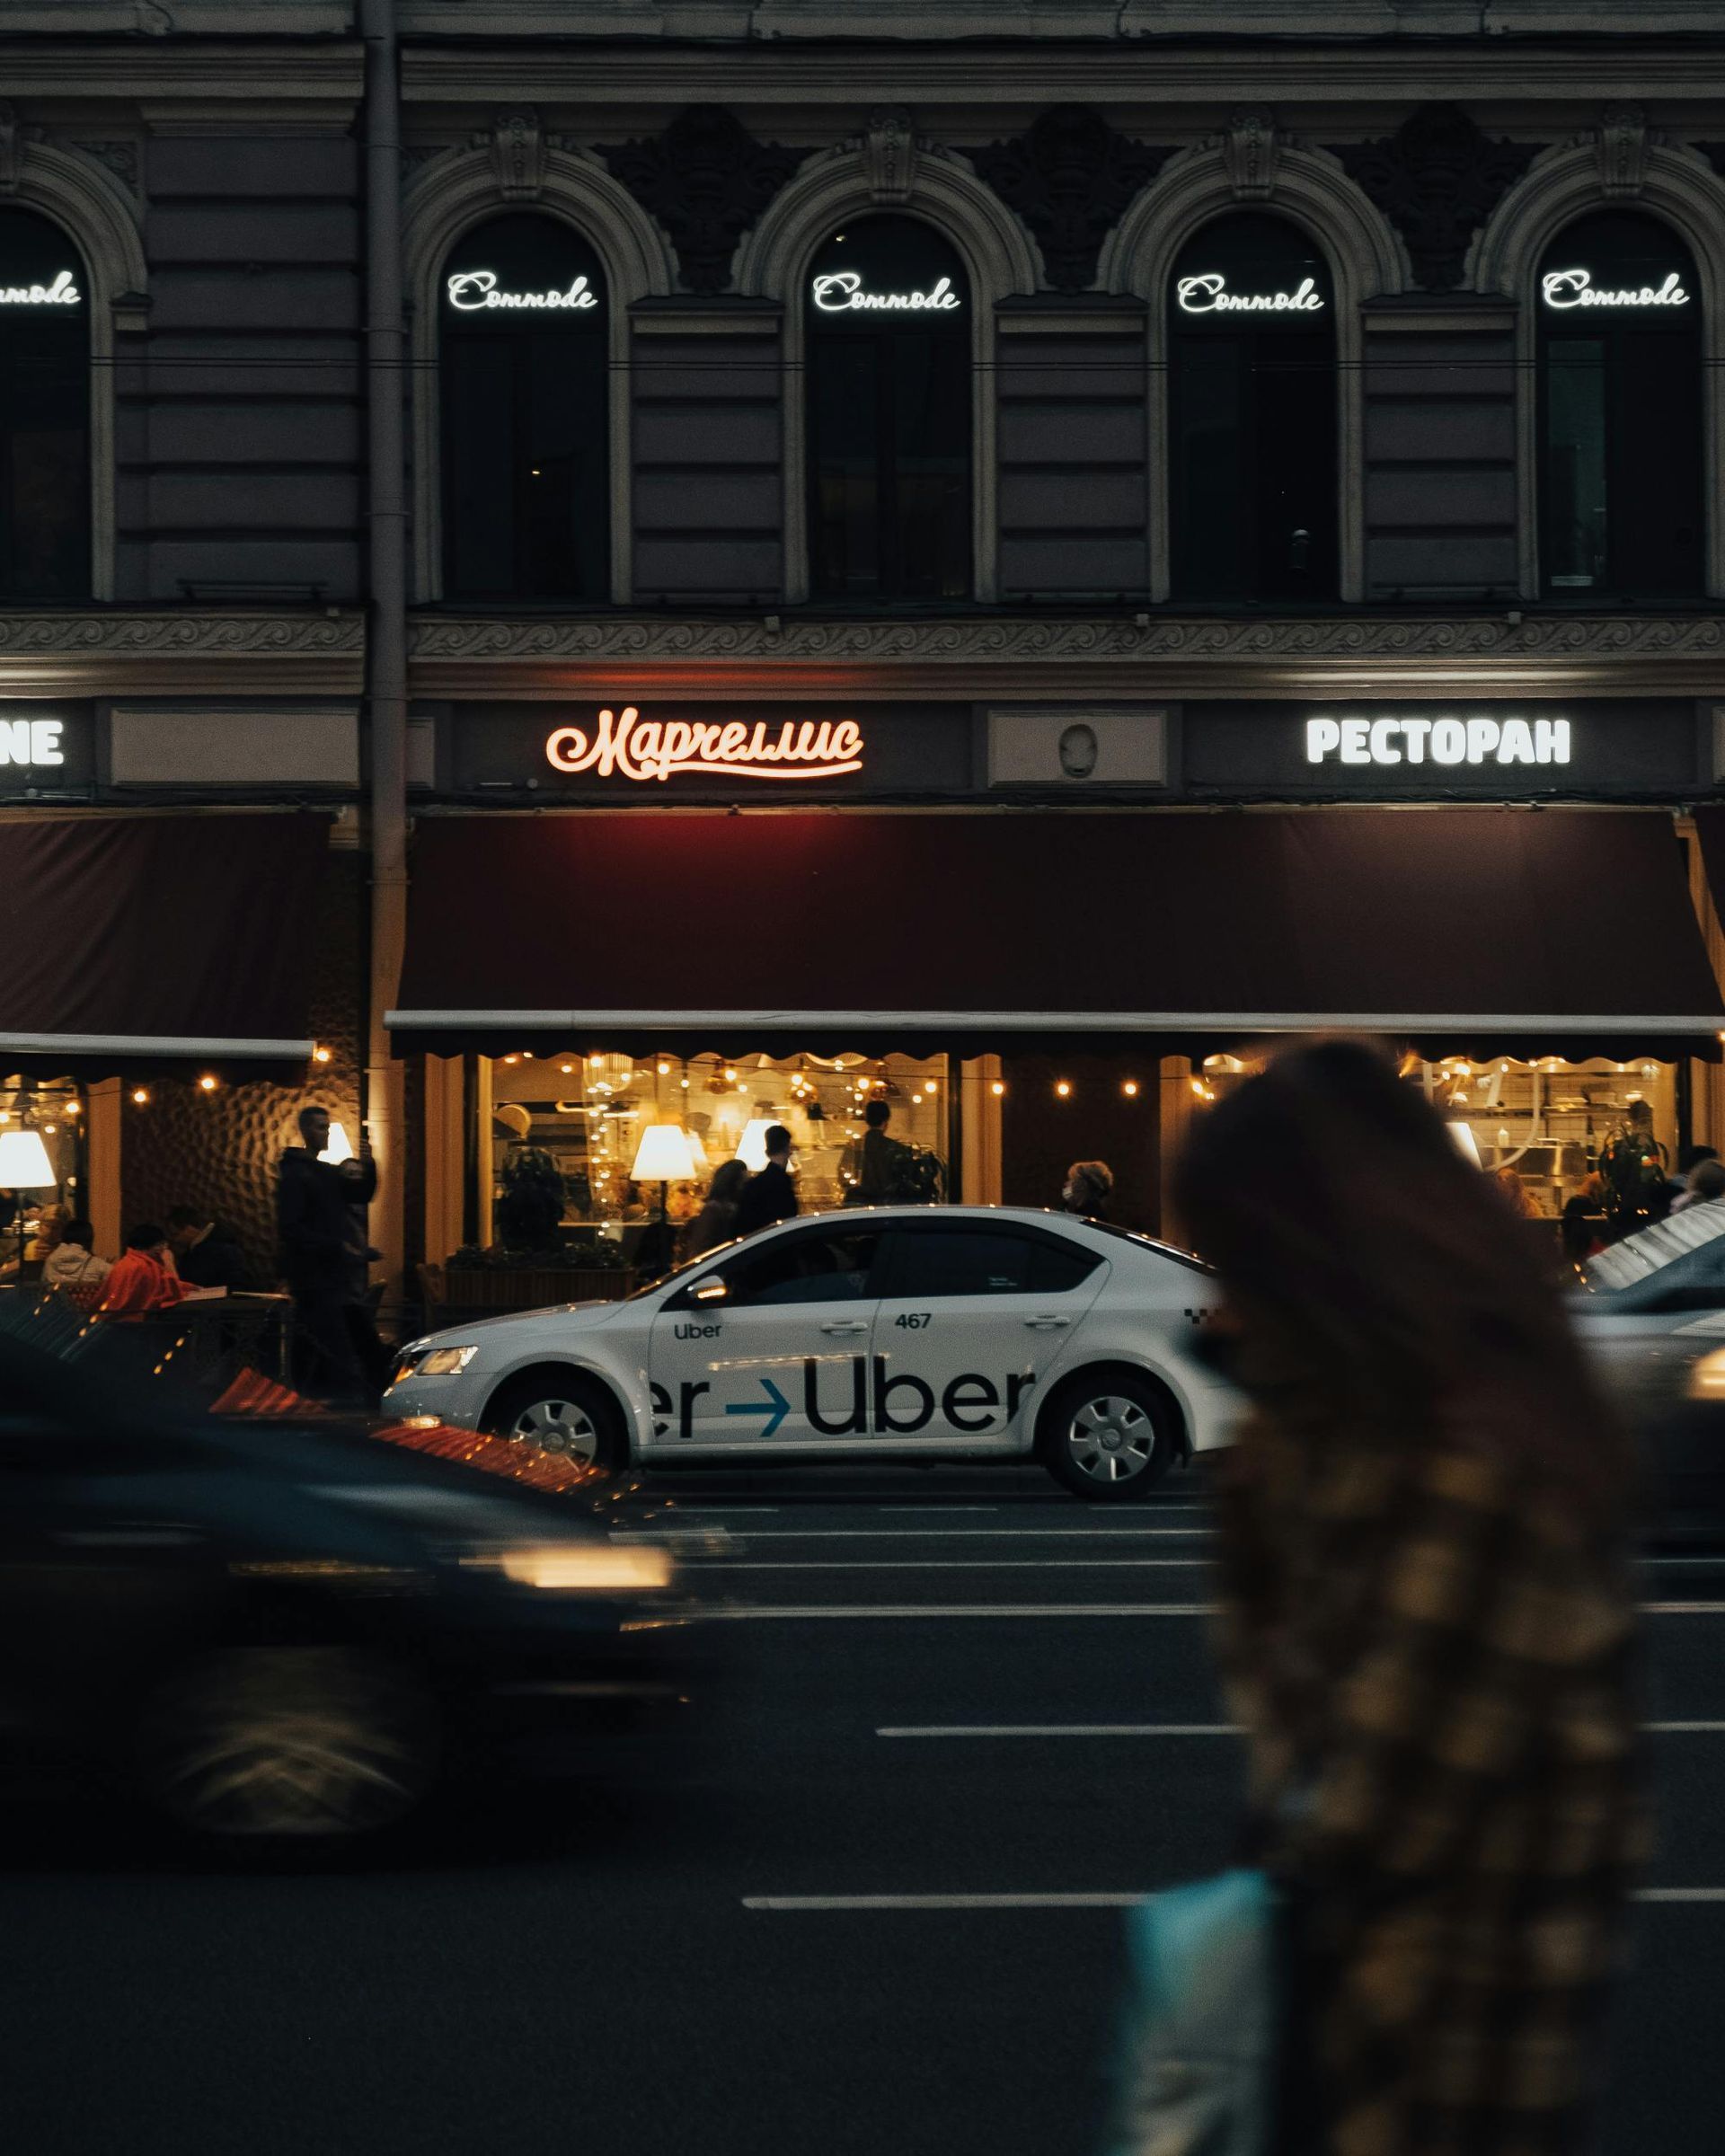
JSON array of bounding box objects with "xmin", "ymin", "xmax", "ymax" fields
[
  {"xmin": 876, "ymin": 1720, "xmax": 1725, "ymax": 1738},
  {"xmin": 659, "ymin": 1506, "xmax": 781, "ymax": 1514},
  {"xmin": 879, "ymin": 1506, "xmax": 1000, "ymax": 1512},
  {"xmin": 634, "ymin": 1527, "xmax": 1211, "ymax": 1540},
  {"xmin": 745, "ymin": 1888, "xmax": 1725, "ymax": 1913},
  {"xmin": 704, "ymin": 1601, "xmax": 1725, "ymax": 1621},
  {"xmin": 878, "ymin": 1724, "xmax": 1240, "ymax": 1738},
  {"xmin": 697, "ymin": 1560, "xmax": 1211, "ymax": 1570}
]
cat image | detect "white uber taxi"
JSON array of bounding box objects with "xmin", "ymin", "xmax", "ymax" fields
[{"xmin": 385, "ymin": 1206, "xmax": 1235, "ymax": 1501}]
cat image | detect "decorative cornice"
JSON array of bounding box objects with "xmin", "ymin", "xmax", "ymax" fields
[
  {"xmin": 598, "ymin": 106, "xmax": 810, "ymax": 296},
  {"xmin": 970, "ymin": 106, "xmax": 1172, "ymax": 292},
  {"xmin": 407, "ymin": 612, "xmax": 1725, "ymax": 701},
  {"xmin": 1330, "ymin": 105, "xmax": 1540, "ymax": 290},
  {"xmin": 0, "ymin": 612, "xmax": 366, "ymax": 695}
]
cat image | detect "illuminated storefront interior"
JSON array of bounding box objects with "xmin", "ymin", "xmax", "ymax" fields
[{"xmin": 0, "ymin": 1074, "xmax": 87, "ymax": 1275}]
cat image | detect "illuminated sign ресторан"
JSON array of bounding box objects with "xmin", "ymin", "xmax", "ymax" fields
[
  {"xmin": 1175, "ymin": 272, "xmax": 1324, "ymax": 315},
  {"xmin": 445, "ymin": 270, "xmax": 597, "ymax": 313},
  {"xmin": 1305, "ymin": 715, "xmax": 1572, "ymax": 769},
  {"xmin": 1540, "ymin": 268, "xmax": 1689, "ymax": 310},
  {"xmin": 544, "ymin": 706, "xmax": 866, "ymax": 785},
  {"xmin": 0, "ymin": 716, "xmax": 66, "ymax": 767},
  {"xmin": 0, "ymin": 270, "xmax": 80, "ymax": 307},
  {"xmin": 811, "ymin": 270, "xmax": 961, "ymax": 314}
]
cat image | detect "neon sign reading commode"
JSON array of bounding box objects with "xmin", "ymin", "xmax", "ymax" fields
[
  {"xmin": 1541, "ymin": 268, "xmax": 1689, "ymax": 311},
  {"xmin": 445, "ymin": 270, "xmax": 597, "ymax": 313},
  {"xmin": 1176, "ymin": 273, "xmax": 1324, "ymax": 315},
  {"xmin": 811, "ymin": 271, "xmax": 961, "ymax": 314}
]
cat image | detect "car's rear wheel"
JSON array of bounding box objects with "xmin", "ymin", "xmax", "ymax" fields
[
  {"xmin": 138, "ymin": 1646, "xmax": 440, "ymax": 1839},
  {"xmin": 1038, "ymin": 1371, "xmax": 1175, "ymax": 1501},
  {"xmin": 482, "ymin": 1369, "xmax": 627, "ymax": 1479}
]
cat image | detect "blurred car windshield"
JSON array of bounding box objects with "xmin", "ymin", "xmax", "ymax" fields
[{"xmin": 1579, "ymin": 1197, "xmax": 1725, "ymax": 1307}]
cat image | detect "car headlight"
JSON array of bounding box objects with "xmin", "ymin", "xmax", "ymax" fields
[
  {"xmin": 468, "ymin": 1543, "xmax": 675, "ymax": 1593},
  {"xmin": 416, "ymin": 1345, "xmax": 479, "ymax": 1377},
  {"xmin": 1687, "ymin": 1348, "xmax": 1725, "ymax": 1400}
]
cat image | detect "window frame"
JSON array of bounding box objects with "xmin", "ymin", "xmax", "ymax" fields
[
  {"xmin": 0, "ymin": 205, "xmax": 92, "ymax": 604},
  {"xmin": 874, "ymin": 1218, "xmax": 1104, "ymax": 1303}
]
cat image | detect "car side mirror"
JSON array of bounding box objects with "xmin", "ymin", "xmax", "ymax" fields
[{"xmin": 691, "ymin": 1277, "xmax": 729, "ymax": 1305}]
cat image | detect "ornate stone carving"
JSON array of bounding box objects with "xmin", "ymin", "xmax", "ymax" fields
[
  {"xmin": 409, "ymin": 613, "xmax": 1725, "ymax": 667},
  {"xmin": 1224, "ymin": 106, "xmax": 1278, "ymax": 201},
  {"xmin": 69, "ymin": 140, "xmax": 139, "ymax": 197},
  {"xmin": 860, "ymin": 106, "xmax": 917, "ymax": 205},
  {"xmin": 970, "ymin": 106, "xmax": 1172, "ymax": 292},
  {"xmin": 489, "ymin": 110, "xmax": 545, "ymax": 203},
  {"xmin": 1331, "ymin": 104, "xmax": 1540, "ymax": 291},
  {"xmin": 1597, "ymin": 104, "xmax": 1649, "ymax": 198},
  {"xmin": 0, "ymin": 612, "xmax": 365, "ymax": 657},
  {"xmin": 599, "ymin": 106, "xmax": 810, "ymax": 296}
]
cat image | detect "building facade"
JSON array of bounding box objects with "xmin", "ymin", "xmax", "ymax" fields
[{"xmin": 5, "ymin": 2, "xmax": 1725, "ymax": 1311}]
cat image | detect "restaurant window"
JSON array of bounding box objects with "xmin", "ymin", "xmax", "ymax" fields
[
  {"xmin": 440, "ymin": 212, "xmax": 609, "ymax": 602},
  {"xmin": 1167, "ymin": 212, "xmax": 1336, "ymax": 603},
  {"xmin": 479, "ymin": 1052, "xmax": 950, "ymax": 1264},
  {"xmin": 806, "ymin": 216, "xmax": 971, "ymax": 602},
  {"xmin": 0, "ymin": 209, "xmax": 89, "ymax": 601},
  {"xmin": 1538, "ymin": 211, "xmax": 1703, "ymax": 601},
  {"xmin": 0, "ymin": 1074, "xmax": 88, "ymax": 1284}
]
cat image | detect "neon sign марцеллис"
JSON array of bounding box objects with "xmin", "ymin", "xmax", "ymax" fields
[{"xmin": 544, "ymin": 707, "xmax": 866, "ymax": 784}]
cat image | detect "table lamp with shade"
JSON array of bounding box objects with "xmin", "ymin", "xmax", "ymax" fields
[
  {"xmin": 630, "ymin": 1122, "xmax": 696, "ymax": 1248},
  {"xmin": 0, "ymin": 1126, "xmax": 58, "ymax": 1278}
]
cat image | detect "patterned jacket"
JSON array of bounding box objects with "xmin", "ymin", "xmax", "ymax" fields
[{"xmin": 1213, "ymin": 1406, "xmax": 1645, "ymax": 2156}]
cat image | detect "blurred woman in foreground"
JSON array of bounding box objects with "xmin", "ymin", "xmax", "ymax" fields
[{"xmin": 1175, "ymin": 1040, "xmax": 1642, "ymax": 2156}]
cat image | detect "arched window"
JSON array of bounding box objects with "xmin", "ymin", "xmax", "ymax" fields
[
  {"xmin": 0, "ymin": 208, "xmax": 89, "ymax": 600},
  {"xmin": 1167, "ymin": 213, "xmax": 1336, "ymax": 602},
  {"xmin": 439, "ymin": 213, "xmax": 609, "ymax": 601},
  {"xmin": 1537, "ymin": 211, "xmax": 1702, "ymax": 600},
  {"xmin": 806, "ymin": 216, "xmax": 970, "ymax": 601}
]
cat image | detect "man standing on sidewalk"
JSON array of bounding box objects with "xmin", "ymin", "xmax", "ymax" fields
[{"xmin": 277, "ymin": 1106, "xmax": 383, "ymax": 1402}]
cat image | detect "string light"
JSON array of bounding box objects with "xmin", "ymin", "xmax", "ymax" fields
[
  {"xmin": 64, "ymin": 1099, "xmax": 79, "ymax": 1117},
  {"xmin": 923, "ymin": 1080, "xmax": 937, "ymax": 1094},
  {"xmin": 197, "ymin": 1074, "xmax": 218, "ymax": 1093},
  {"xmin": 131, "ymin": 1088, "xmax": 149, "ymax": 1107},
  {"xmin": 313, "ymin": 1046, "xmax": 332, "ymax": 1065},
  {"xmin": 658, "ymin": 1061, "xmax": 671, "ymax": 1076},
  {"xmin": 990, "ymin": 1080, "xmax": 1005, "ymax": 1097},
  {"xmin": 1055, "ymin": 1080, "xmax": 1072, "ymax": 1099},
  {"xmin": 1122, "ymin": 1079, "xmax": 1139, "ymax": 1098}
]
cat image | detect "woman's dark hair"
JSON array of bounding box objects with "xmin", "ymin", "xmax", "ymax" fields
[
  {"xmin": 708, "ymin": 1159, "xmax": 748, "ymax": 1204},
  {"xmin": 61, "ymin": 1217, "xmax": 95, "ymax": 1247},
  {"xmin": 124, "ymin": 1222, "xmax": 167, "ymax": 1252},
  {"xmin": 1173, "ymin": 1039, "xmax": 1627, "ymax": 1519}
]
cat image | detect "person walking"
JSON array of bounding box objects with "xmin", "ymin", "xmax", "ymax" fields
[
  {"xmin": 1174, "ymin": 1040, "xmax": 1642, "ymax": 2156},
  {"xmin": 1062, "ymin": 1159, "xmax": 1113, "ymax": 1222},
  {"xmin": 277, "ymin": 1105, "xmax": 382, "ymax": 1402},
  {"xmin": 735, "ymin": 1125, "xmax": 798, "ymax": 1236},
  {"xmin": 686, "ymin": 1158, "xmax": 749, "ymax": 1259}
]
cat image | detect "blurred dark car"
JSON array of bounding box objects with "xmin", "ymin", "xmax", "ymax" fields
[{"xmin": 0, "ymin": 1331, "xmax": 702, "ymax": 1840}]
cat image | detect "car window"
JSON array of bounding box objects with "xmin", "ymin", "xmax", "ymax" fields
[
  {"xmin": 1595, "ymin": 1236, "xmax": 1725, "ymax": 1315},
  {"xmin": 702, "ymin": 1228, "xmax": 883, "ymax": 1309},
  {"xmin": 880, "ymin": 1227, "xmax": 1039, "ymax": 1299},
  {"xmin": 1028, "ymin": 1237, "xmax": 1104, "ymax": 1293}
]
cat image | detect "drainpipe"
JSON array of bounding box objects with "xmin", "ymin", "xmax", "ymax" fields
[{"xmin": 361, "ymin": 0, "xmax": 409, "ymax": 1319}]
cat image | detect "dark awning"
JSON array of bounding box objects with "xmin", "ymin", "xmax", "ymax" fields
[
  {"xmin": 0, "ymin": 811, "xmax": 328, "ymax": 1077},
  {"xmin": 388, "ymin": 808, "xmax": 1725, "ymax": 1062}
]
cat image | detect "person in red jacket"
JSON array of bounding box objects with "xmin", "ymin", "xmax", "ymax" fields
[{"xmin": 97, "ymin": 1223, "xmax": 185, "ymax": 1317}]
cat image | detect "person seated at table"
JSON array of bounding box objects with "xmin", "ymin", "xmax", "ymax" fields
[
  {"xmin": 97, "ymin": 1223, "xmax": 186, "ymax": 1316},
  {"xmin": 40, "ymin": 1217, "xmax": 111, "ymax": 1294},
  {"xmin": 167, "ymin": 1205, "xmax": 251, "ymax": 1291}
]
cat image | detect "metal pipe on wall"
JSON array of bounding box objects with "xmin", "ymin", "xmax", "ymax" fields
[{"xmin": 361, "ymin": 0, "xmax": 408, "ymax": 1312}]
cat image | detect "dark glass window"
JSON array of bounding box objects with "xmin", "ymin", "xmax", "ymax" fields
[
  {"xmin": 1537, "ymin": 212, "xmax": 1702, "ymax": 602},
  {"xmin": 880, "ymin": 1227, "xmax": 1039, "ymax": 1299},
  {"xmin": 440, "ymin": 213, "xmax": 609, "ymax": 601},
  {"xmin": 1028, "ymin": 1237, "xmax": 1103, "ymax": 1293},
  {"xmin": 710, "ymin": 1228, "xmax": 882, "ymax": 1307},
  {"xmin": 1167, "ymin": 213, "xmax": 1336, "ymax": 603},
  {"xmin": 0, "ymin": 209, "xmax": 89, "ymax": 600},
  {"xmin": 807, "ymin": 216, "xmax": 971, "ymax": 602}
]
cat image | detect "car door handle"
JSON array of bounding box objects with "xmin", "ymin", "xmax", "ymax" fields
[
  {"xmin": 1024, "ymin": 1314, "xmax": 1072, "ymax": 1330},
  {"xmin": 820, "ymin": 1320, "xmax": 871, "ymax": 1335}
]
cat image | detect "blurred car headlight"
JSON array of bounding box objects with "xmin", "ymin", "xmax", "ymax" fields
[
  {"xmin": 471, "ymin": 1542, "xmax": 676, "ymax": 1593},
  {"xmin": 416, "ymin": 1345, "xmax": 479, "ymax": 1377},
  {"xmin": 1687, "ymin": 1348, "xmax": 1725, "ymax": 1400}
]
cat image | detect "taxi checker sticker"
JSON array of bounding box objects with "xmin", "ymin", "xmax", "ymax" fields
[{"xmin": 649, "ymin": 1353, "xmax": 1039, "ymax": 1440}]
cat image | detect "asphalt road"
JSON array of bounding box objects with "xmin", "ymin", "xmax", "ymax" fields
[{"xmin": 5, "ymin": 1462, "xmax": 1723, "ymax": 2156}]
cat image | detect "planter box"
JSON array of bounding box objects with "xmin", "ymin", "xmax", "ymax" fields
[{"xmin": 420, "ymin": 1264, "xmax": 635, "ymax": 1317}]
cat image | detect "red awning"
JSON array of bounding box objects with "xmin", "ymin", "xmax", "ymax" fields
[
  {"xmin": 388, "ymin": 808, "xmax": 1725, "ymax": 1060},
  {"xmin": 0, "ymin": 811, "xmax": 329, "ymax": 1074}
]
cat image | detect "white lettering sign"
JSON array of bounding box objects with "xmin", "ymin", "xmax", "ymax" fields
[
  {"xmin": 811, "ymin": 270, "xmax": 961, "ymax": 315},
  {"xmin": 545, "ymin": 706, "xmax": 866, "ymax": 785},
  {"xmin": 1305, "ymin": 715, "xmax": 1571, "ymax": 769},
  {"xmin": 0, "ymin": 269, "xmax": 80, "ymax": 307},
  {"xmin": 1176, "ymin": 272, "xmax": 1324, "ymax": 315},
  {"xmin": 0, "ymin": 718, "xmax": 65, "ymax": 767},
  {"xmin": 446, "ymin": 270, "xmax": 597, "ymax": 313},
  {"xmin": 1541, "ymin": 268, "xmax": 1689, "ymax": 311}
]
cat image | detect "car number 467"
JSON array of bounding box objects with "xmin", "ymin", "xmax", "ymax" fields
[{"xmin": 894, "ymin": 1312, "xmax": 932, "ymax": 1330}]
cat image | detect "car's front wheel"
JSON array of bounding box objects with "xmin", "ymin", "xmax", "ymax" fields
[
  {"xmin": 138, "ymin": 1646, "xmax": 440, "ymax": 1839},
  {"xmin": 482, "ymin": 1369, "xmax": 627, "ymax": 1480},
  {"xmin": 1038, "ymin": 1371, "xmax": 1176, "ymax": 1500}
]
